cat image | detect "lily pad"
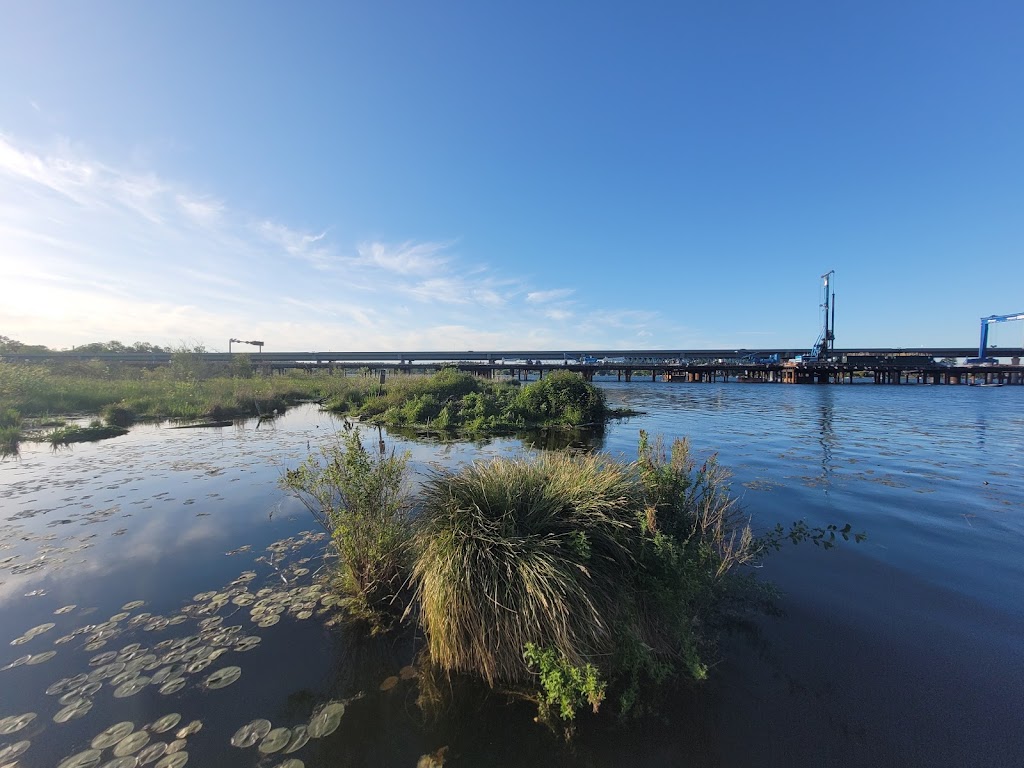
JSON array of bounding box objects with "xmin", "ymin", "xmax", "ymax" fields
[
  {"xmin": 234, "ymin": 636, "xmax": 261, "ymax": 652},
  {"xmin": 0, "ymin": 712, "xmax": 36, "ymax": 735},
  {"xmin": 122, "ymin": 600, "xmax": 146, "ymax": 610},
  {"xmin": 1, "ymin": 654, "xmax": 32, "ymax": 671},
  {"xmin": 26, "ymin": 650, "xmax": 57, "ymax": 665},
  {"xmin": 175, "ymin": 720, "xmax": 202, "ymax": 738},
  {"xmin": 137, "ymin": 741, "xmax": 167, "ymax": 765},
  {"xmin": 379, "ymin": 676, "xmax": 399, "ymax": 691},
  {"xmin": 283, "ymin": 725, "xmax": 309, "ymax": 754},
  {"xmin": 307, "ymin": 703, "xmax": 344, "ymax": 739},
  {"xmin": 56, "ymin": 748, "xmax": 102, "ymax": 768},
  {"xmin": 100, "ymin": 758, "xmax": 143, "ymax": 768},
  {"xmin": 54, "ymin": 699, "xmax": 93, "ymax": 723},
  {"xmin": 150, "ymin": 713, "xmax": 182, "ymax": 733},
  {"xmin": 112, "ymin": 730, "xmax": 151, "ymax": 757},
  {"xmin": 0, "ymin": 740, "xmax": 31, "ymax": 762},
  {"xmin": 154, "ymin": 753, "xmax": 189, "ymax": 768},
  {"xmin": 230, "ymin": 719, "xmax": 272, "ymax": 748},
  {"xmin": 110, "ymin": 670, "xmax": 140, "ymax": 687},
  {"xmin": 55, "ymin": 605, "xmax": 78, "ymax": 615},
  {"xmin": 92, "ymin": 721, "xmax": 136, "ymax": 749},
  {"xmin": 204, "ymin": 666, "xmax": 241, "ymax": 690},
  {"xmin": 26, "ymin": 622, "xmax": 56, "ymax": 636},
  {"xmin": 258, "ymin": 727, "xmax": 291, "ymax": 754},
  {"xmin": 273, "ymin": 761, "xmax": 304, "ymax": 768},
  {"xmin": 164, "ymin": 739, "xmax": 186, "ymax": 754},
  {"xmin": 114, "ymin": 677, "xmax": 151, "ymax": 697},
  {"xmin": 158, "ymin": 678, "xmax": 186, "ymax": 695}
]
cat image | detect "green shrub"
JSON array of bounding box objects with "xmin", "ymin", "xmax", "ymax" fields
[
  {"xmin": 513, "ymin": 371, "xmax": 606, "ymax": 426},
  {"xmin": 524, "ymin": 643, "xmax": 606, "ymax": 724},
  {"xmin": 280, "ymin": 428, "xmax": 412, "ymax": 629},
  {"xmin": 102, "ymin": 404, "xmax": 136, "ymax": 427}
]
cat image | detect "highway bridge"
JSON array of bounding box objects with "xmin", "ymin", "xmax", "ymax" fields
[
  {"xmin": 5, "ymin": 347, "xmax": 1024, "ymax": 364},
  {"xmin": 4, "ymin": 348, "xmax": 1023, "ymax": 385}
]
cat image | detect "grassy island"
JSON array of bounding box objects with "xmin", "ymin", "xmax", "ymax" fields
[
  {"xmin": 324, "ymin": 368, "xmax": 635, "ymax": 434},
  {"xmin": 281, "ymin": 428, "xmax": 831, "ymax": 733}
]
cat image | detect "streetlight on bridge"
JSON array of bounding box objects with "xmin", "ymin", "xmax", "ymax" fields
[{"xmin": 229, "ymin": 339, "xmax": 264, "ymax": 355}]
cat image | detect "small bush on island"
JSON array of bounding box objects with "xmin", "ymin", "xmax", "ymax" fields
[
  {"xmin": 325, "ymin": 368, "xmax": 625, "ymax": 434},
  {"xmin": 281, "ymin": 428, "xmax": 864, "ymax": 734},
  {"xmin": 281, "ymin": 428, "xmax": 413, "ymax": 631}
]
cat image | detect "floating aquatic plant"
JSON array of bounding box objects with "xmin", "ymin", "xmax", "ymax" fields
[
  {"xmin": 203, "ymin": 666, "xmax": 241, "ymax": 689},
  {"xmin": 112, "ymin": 729, "xmax": 150, "ymax": 757},
  {"xmin": 150, "ymin": 713, "xmax": 181, "ymax": 733},
  {"xmin": 231, "ymin": 719, "xmax": 272, "ymax": 748},
  {"xmin": 0, "ymin": 740, "xmax": 31, "ymax": 762},
  {"xmin": 91, "ymin": 721, "xmax": 135, "ymax": 749},
  {"xmin": 0, "ymin": 712, "xmax": 36, "ymax": 734},
  {"xmin": 258, "ymin": 727, "xmax": 292, "ymax": 753},
  {"xmin": 56, "ymin": 748, "xmax": 102, "ymax": 768}
]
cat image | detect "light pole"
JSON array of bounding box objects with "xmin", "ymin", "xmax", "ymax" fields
[{"xmin": 229, "ymin": 339, "xmax": 264, "ymax": 355}]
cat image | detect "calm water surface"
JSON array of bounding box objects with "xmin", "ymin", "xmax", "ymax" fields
[{"xmin": 1, "ymin": 382, "xmax": 1022, "ymax": 767}]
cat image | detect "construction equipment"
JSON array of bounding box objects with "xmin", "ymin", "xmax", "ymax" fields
[
  {"xmin": 801, "ymin": 271, "xmax": 835, "ymax": 362},
  {"xmin": 966, "ymin": 312, "xmax": 1024, "ymax": 364}
]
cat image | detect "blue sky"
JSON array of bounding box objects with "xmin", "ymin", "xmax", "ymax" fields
[{"xmin": 1, "ymin": 1, "xmax": 1021, "ymax": 352}]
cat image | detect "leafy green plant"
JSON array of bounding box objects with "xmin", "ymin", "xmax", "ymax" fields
[
  {"xmin": 524, "ymin": 643, "xmax": 606, "ymax": 726},
  {"xmin": 280, "ymin": 428, "xmax": 412, "ymax": 629}
]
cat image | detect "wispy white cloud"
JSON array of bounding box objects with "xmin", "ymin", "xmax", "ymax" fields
[
  {"xmin": 526, "ymin": 288, "xmax": 574, "ymax": 304},
  {"xmin": 357, "ymin": 240, "xmax": 450, "ymax": 275},
  {"xmin": 0, "ymin": 133, "xmax": 688, "ymax": 350},
  {"xmin": 544, "ymin": 308, "xmax": 573, "ymax": 321}
]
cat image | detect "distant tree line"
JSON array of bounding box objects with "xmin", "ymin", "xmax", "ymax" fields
[{"xmin": 0, "ymin": 336, "xmax": 170, "ymax": 354}]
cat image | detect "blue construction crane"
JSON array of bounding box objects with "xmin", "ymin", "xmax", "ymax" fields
[{"xmin": 967, "ymin": 312, "xmax": 1024, "ymax": 364}]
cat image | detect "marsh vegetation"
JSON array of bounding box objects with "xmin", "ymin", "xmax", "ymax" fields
[
  {"xmin": 281, "ymin": 427, "xmax": 851, "ymax": 733},
  {"xmin": 0, "ymin": 354, "xmax": 627, "ymax": 455}
]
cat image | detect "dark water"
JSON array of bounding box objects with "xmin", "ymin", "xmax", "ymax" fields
[{"xmin": 1, "ymin": 383, "xmax": 1022, "ymax": 767}]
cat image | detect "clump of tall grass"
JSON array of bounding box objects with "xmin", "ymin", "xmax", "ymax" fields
[
  {"xmin": 412, "ymin": 452, "xmax": 637, "ymax": 686},
  {"xmin": 0, "ymin": 407, "xmax": 21, "ymax": 457},
  {"xmin": 280, "ymin": 428, "xmax": 412, "ymax": 630},
  {"xmin": 410, "ymin": 432, "xmax": 773, "ymax": 724}
]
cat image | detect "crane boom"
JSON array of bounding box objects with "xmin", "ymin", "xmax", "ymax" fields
[{"xmin": 969, "ymin": 312, "xmax": 1024, "ymax": 363}]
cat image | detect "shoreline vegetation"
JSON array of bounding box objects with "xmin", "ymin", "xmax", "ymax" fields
[
  {"xmin": 0, "ymin": 349, "xmax": 636, "ymax": 456},
  {"xmin": 1, "ymin": 338, "xmax": 865, "ymax": 739},
  {"xmin": 282, "ymin": 427, "xmax": 865, "ymax": 735}
]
